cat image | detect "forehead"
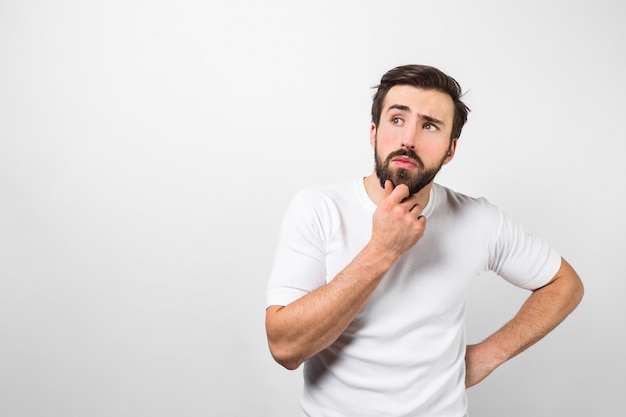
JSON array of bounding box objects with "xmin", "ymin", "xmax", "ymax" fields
[{"xmin": 383, "ymin": 85, "xmax": 454, "ymax": 122}]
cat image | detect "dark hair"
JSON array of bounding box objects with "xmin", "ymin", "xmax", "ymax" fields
[{"xmin": 371, "ymin": 64, "xmax": 470, "ymax": 139}]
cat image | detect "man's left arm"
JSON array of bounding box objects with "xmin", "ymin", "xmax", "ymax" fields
[{"xmin": 465, "ymin": 257, "xmax": 584, "ymax": 388}]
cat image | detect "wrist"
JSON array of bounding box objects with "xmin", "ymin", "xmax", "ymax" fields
[
  {"xmin": 468, "ymin": 339, "xmax": 508, "ymax": 373},
  {"xmin": 361, "ymin": 241, "xmax": 400, "ymax": 272}
]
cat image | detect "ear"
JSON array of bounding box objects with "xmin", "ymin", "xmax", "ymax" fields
[
  {"xmin": 442, "ymin": 138, "xmax": 458, "ymax": 165},
  {"xmin": 370, "ymin": 123, "xmax": 377, "ymax": 149}
]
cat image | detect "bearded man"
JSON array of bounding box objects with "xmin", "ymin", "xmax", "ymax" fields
[{"xmin": 265, "ymin": 64, "xmax": 584, "ymax": 417}]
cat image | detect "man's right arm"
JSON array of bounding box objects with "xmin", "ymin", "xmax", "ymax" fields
[{"xmin": 265, "ymin": 182, "xmax": 425, "ymax": 370}]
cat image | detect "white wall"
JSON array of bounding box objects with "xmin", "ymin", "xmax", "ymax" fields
[{"xmin": 1, "ymin": 1, "xmax": 624, "ymax": 416}]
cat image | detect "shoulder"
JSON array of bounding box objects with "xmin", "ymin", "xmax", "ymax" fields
[
  {"xmin": 281, "ymin": 179, "xmax": 363, "ymax": 227},
  {"xmin": 433, "ymin": 183, "xmax": 498, "ymax": 214},
  {"xmin": 429, "ymin": 184, "xmax": 507, "ymax": 238},
  {"xmin": 290, "ymin": 179, "xmax": 362, "ymax": 211}
]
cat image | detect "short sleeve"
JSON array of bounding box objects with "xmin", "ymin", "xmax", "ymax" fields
[
  {"xmin": 488, "ymin": 206, "xmax": 562, "ymax": 290},
  {"xmin": 266, "ymin": 189, "xmax": 328, "ymax": 307}
]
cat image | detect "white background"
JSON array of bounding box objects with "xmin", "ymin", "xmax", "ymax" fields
[{"xmin": 1, "ymin": 1, "xmax": 624, "ymax": 416}]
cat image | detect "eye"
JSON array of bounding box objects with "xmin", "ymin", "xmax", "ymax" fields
[
  {"xmin": 424, "ymin": 122, "xmax": 438, "ymax": 131},
  {"xmin": 391, "ymin": 117, "xmax": 404, "ymax": 126}
]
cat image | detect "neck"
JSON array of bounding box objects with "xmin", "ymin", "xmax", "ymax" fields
[{"xmin": 363, "ymin": 172, "xmax": 433, "ymax": 207}]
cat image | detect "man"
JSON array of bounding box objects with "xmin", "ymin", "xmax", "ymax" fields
[{"xmin": 265, "ymin": 64, "xmax": 583, "ymax": 416}]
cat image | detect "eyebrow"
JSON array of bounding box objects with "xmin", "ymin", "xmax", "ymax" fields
[
  {"xmin": 387, "ymin": 104, "xmax": 446, "ymax": 126},
  {"xmin": 388, "ymin": 104, "xmax": 411, "ymax": 113}
]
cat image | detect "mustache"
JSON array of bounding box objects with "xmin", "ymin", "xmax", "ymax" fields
[{"xmin": 385, "ymin": 148, "xmax": 424, "ymax": 168}]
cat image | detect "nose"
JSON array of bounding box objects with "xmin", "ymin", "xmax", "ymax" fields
[{"xmin": 400, "ymin": 125, "xmax": 417, "ymax": 149}]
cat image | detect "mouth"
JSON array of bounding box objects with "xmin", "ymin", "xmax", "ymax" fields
[{"xmin": 391, "ymin": 156, "xmax": 418, "ymax": 169}]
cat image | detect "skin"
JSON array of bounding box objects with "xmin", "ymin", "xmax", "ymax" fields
[{"xmin": 265, "ymin": 85, "xmax": 584, "ymax": 389}]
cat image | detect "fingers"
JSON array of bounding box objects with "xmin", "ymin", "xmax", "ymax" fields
[
  {"xmin": 383, "ymin": 181, "xmax": 425, "ymax": 218},
  {"xmin": 371, "ymin": 182, "xmax": 427, "ymax": 257},
  {"xmin": 384, "ymin": 180, "xmax": 394, "ymax": 196},
  {"xmin": 410, "ymin": 204, "xmax": 427, "ymax": 222},
  {"xmin": 385, "ymin": 182, "xmax": 412, "ymax": 205}
]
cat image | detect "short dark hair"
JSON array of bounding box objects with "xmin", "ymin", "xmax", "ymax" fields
[{"xmin": 371, "ymin": 64, "xmax": 470, "ymax": 139}]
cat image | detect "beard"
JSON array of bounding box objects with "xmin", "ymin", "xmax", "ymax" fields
[{"xmin": 374, "ymin": 142, "xmax": 449, "ymax": 195}]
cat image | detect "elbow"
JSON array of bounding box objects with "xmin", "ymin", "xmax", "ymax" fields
[
  {"xmin": 573, "ymin": 275, "xmax": 585, "ymax": 306},
  {"xmin": 566, "ymin": 260, "xmax": 585, "ymax": 308},
  {"xmin": 266, "ymin": 306, "xmax": 306, "ymax": 370},
  {"xmin": 276, "ymin": 357, "xmax": 303, "ymax": 371},
  {"xmin": 558, "ymin": 258, "xmax": 585, "ymax": 310},
  {"xmin": 268, "ymin": 341, "xmax": 304, "ymax": 370}
]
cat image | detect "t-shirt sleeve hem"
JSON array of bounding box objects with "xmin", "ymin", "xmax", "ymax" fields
[
  {"xmin": 517, "ymin": 250, "xmax": 562, "ymax": 291},
  {"xmin": 266, "ymin": 288, "xmax": 309, "ymax": 309}
]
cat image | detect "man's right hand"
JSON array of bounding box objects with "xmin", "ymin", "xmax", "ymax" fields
[
  {"xmin": 370, "ymin": 180, "xmax": 427, "ymax": 259},
  {"xmin": 266, "ymin": 180, "xmax": 428, "ymax": 370}
]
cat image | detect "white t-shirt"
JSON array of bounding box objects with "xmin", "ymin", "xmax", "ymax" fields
[{"xmin": 267, "ymin": 179, "xmax": 561, "ymax": 417}]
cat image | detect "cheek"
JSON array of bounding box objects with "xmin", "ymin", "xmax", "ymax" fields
[
  {"xmin": 374, "ymin": 125, "xmax": 399, "ymax": 146},
  {"xmin": 419, "ymin": 135, "xmax": 449, "ymax": 152},
  {"xmin": 416, "ymin": 141, "xmax": 451, "ymax": 163}
]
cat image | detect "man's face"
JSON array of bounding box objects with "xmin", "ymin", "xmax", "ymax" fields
[{"xmin": 371, "ymin": 85, "xmax": 457, "ymax": 195}]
